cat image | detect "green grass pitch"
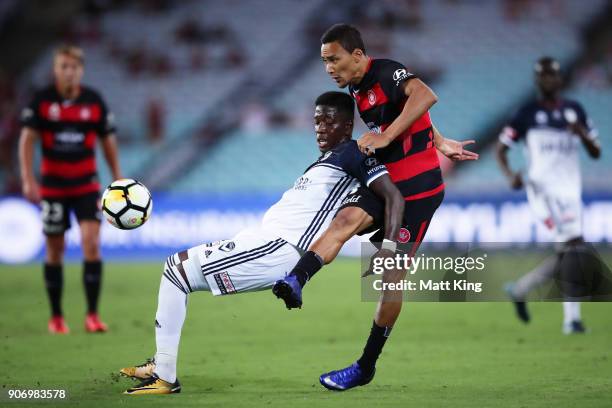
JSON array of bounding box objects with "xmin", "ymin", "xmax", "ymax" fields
[{"xmin": 1, "ymin": 258, "xmax": 611, "ymax": 407}]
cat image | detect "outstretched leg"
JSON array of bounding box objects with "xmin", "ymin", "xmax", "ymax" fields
[
  {"xmin": 273, "ymin": 207, "xmax": 373, "ymax": 309},
  {"xmin": 123, "ymin": 251, "xmax": 199, "ymax": 395}
]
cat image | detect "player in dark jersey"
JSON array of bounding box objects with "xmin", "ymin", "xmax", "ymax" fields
[
  {"xmin": 118, "ymin": 91, "xmax": 406, "ymax": 395},
  {"xmin": 18, "ymin": 45, "xmax": 122, "ymax": 334},
  {"xmin": 497, "ymin": 57, "xmax": 601, "ymax": 334},
  {"xmin": 272, "ymin": 24, "xmax": 478, "ymax": 391}
]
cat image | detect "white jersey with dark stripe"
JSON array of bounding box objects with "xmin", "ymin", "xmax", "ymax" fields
[
  {"xmin": 261, "ymin": 140, "xmax": 388, "ymax": 251},
  {"xmin": 499, "ymin": 98, "xmax": 597, "ymax": 198}
]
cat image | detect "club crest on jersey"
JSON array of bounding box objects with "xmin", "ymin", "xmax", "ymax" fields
[
  {"xmin": 367, "ymin": 89, "xmax": 377, "ymax": 106},
  {"xmin": 397, "ymin": 228, "xmax": 411, "ymax": 243},
  {"xmin": 219, "ymin": 241, "xmax": 236, "ymax": 252},
  {"xmin": 80, "ymin": 107, "xmax": 90, "ymax": 120},
  {"xmin": 49, "ymin": 103, "xmax": 61, "ymax": 121}
]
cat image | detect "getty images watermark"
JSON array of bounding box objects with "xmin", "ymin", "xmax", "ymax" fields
[
  {"xmin": 369, "ymin": 252, "xmax": 487, "ymax": 293},
  {"xmin": 360, "ymin": 242, "xmax": 612, "ymax": 302}
]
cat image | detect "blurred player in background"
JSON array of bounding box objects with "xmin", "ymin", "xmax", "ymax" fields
[
  {"xmin": 18, "ymin": 45, "xmax": 122, "ymax": 334},
  {"xmin": 119, "ymin": 92, "xmax": 405, "ymax": 395},
  {"xmin": 497, "ymin": 56, "xmax": 601, "ymax": 334},
  {"xmin": 273, "ymin": 23, "xmax": 478, "ymax": 391}
]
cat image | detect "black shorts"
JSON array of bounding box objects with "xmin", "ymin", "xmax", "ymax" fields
[
  {"xmin": 41, "ymin": 192, "xmax": 102, "ymax": 235},
  {"xmin": 337, "ymin": 185, "xmax": 444, "ymax": 253}
]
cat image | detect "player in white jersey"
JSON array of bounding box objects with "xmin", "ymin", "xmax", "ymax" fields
[
  {"xmin": 118, "ymin": 92, "xmax": 406, "ymax": 395},
  {"xmin": 496, "ymin": 57, "xmax": 601, "ymax": 334}
]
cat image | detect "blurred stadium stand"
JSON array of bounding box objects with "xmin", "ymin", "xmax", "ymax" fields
[
  {"xmin": 172, "ymin": 0, "xmax": 610, "ymax": 194},
  {"xmin": 1, "ymin": 0, "xmax": 610, "ymax": 196}
]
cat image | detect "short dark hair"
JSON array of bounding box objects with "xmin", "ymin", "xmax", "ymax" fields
[
  {"xmin": 320, "ymin": 23, "xmax": 366, "ymax": 54},
  {"xmin": 535, "ymin": 56, "xmax": 560, "ymax": 73},
  {"xmin": 315, "ymin": 91, "xmax": 354, "ymax": 119}
]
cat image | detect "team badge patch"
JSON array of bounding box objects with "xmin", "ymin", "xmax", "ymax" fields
[
  {"xmin": 367, "ymin": 89, "xmax": 376, "ymax": 106},
  {"xmin": 219, "ymin": 241, "xmax": 236, "ymax": 252},
  {"xmin": 397, "ymin": 228, "xmax": 411, "ymax": 243}
]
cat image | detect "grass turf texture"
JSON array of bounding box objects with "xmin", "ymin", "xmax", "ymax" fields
[{"xmin": 1, "ymin": 258, "xmax": 611, "ymax": 407}]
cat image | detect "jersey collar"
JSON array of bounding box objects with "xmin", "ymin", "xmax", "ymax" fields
[
  {"xmin": 351, "ymin": 57, "xmax": 374, "ymax": 92},
  {"xmin": 537, "ymin": 97, "xmax": 562, "ymax": 110}
]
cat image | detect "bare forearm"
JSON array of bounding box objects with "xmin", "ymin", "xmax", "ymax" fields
[
  {"xmin": 383, "ymin": 194, "xmax": 404, "ymax": 241},
  {"xmin": 576, "ymin": 127, "xmax": 600, "ymax": 159},
  {"xmin": 383, "ymin": 80, "xmax": 437, "ymax": 142},
  {"xmin": 495, "ymin": 142, "xmax": 514, "ymax": 178},
  {"xmin": 432, "ymin": 124, "xmax": 445, "ymax": 148},
  {"xmin": 370, "ymin": 177, "xmax": 405, "ymax": 242},
  {"xmin": 18, "ymin": 129, "xmax": 37, "ymax": 181},
  {"xmin": 101, "ymin": 135, "xmax": 122, "ymax": 179}
]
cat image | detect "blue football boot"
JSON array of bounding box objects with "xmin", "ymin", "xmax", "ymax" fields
[
  {"xmin": 272, "ymin": 274, "xmax": 302, "ymax": 309},
  {"xmin": 319, "ymin": 362, "xmax": 375, "ymax": 391}
]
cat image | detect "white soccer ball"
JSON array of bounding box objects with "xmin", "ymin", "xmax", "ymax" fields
[{"xmin": 101, "ymin": 179, "xmax": 152, "ymax": 230}]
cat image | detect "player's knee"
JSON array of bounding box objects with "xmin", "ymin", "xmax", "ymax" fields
[
  {"xmin": 162, "ymin": 253, "xmax": 192, "ymax": 294},
  {"xmin": 163, "ymin": 254, "xmax": 175, "ymax": 276},
  {"xmin": 46, "ymin": 238, "xmax": 65, "ymax": 263},
  {"xmin": 82, "ymin": 236, "xmax": 100, "ymax": 259}
]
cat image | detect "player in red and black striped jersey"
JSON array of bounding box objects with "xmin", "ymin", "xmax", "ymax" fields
[
  {"xmin": 18, "ymin": 45, "xmax": 122, "ymax": 334},
  {"xmin": 274, "ymin": 24, "xmax": 478, "ymax": 391},
  {"xmin": 349, "ymin": 57, "xmax": 444, "ymax": 200}
]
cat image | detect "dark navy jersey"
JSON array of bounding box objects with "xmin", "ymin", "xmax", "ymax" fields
[
  {"xmin": 349, "ymin": 58, "xmax": 443, "ymax": 201},
  {"xmin": 306, "ymin": 139, "xmax": 389, "ymax": 187},
  {"xmin": 21, "ymin": 85, "xmax": 116, "ymax": 198},
  {"xmin": 499, "ymin": 98, "xmax": 598, "ymax": 197},
  {"xmin": 261, "ymin": 140, "xmax": 388, "ymax": 250},
  {"xmin": 499, "ymin": 98, "xmax": 597, "ymax": 144}
]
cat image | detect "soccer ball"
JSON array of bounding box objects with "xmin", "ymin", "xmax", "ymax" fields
[{"xmin": 101, "ymin": 179, "xmax": 152, "ymax": 230}]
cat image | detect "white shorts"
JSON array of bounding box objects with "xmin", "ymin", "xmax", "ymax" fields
[
  {"xmin": 526, "ymin": 183, "xmax": 583, "ymax": 242},
  {"xmin": 174, "ymin": 228, "xmax": 301, "ymax": 296}
]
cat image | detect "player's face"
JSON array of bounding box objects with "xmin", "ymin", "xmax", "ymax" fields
[
  {"xmin": 53, "ymin": 54, "xmax": 83, "ymax": 91},
  {"xmin": 321, "ymin": 42, "xmax": 359, "ymax": 88},
  {"xmin": 314, "ymin": 105, "xmax": 350, "ymax": 152},
  {"xmin": 536, "ymin": 68, "xmax": 562, "ymax": 96}
]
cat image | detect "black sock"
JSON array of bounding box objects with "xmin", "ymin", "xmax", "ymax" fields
[
  {"xmin": 288, "ymin": 251, "xmax": 324, "ymax": 287},
  {"xmin": 357, "ymin": 321, "xmax": 392, "ymax": 375},
  {"xmin": 83, "ymin": 260, "xmax": 102, "ymax": 314},
  {"xmin": 44, "ymin": 263, "xmax": 63, "ymax": 317}
]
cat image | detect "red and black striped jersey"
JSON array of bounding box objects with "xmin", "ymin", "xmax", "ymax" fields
[
  {"xmin": 349, "ymin": 58, "xmax": 444, "ymax": 201},
  {"xmin": 20, "ymin": 85, "xmax": 116, "ymax": 199}
]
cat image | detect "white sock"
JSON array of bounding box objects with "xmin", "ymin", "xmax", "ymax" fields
[
  {"xmin": 154, "ymin": 260, "xmax": 189, "ymax": 383},
  {"xmin": 563, "ymin": 301, "xmax": 581, "ymax": 324}
]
